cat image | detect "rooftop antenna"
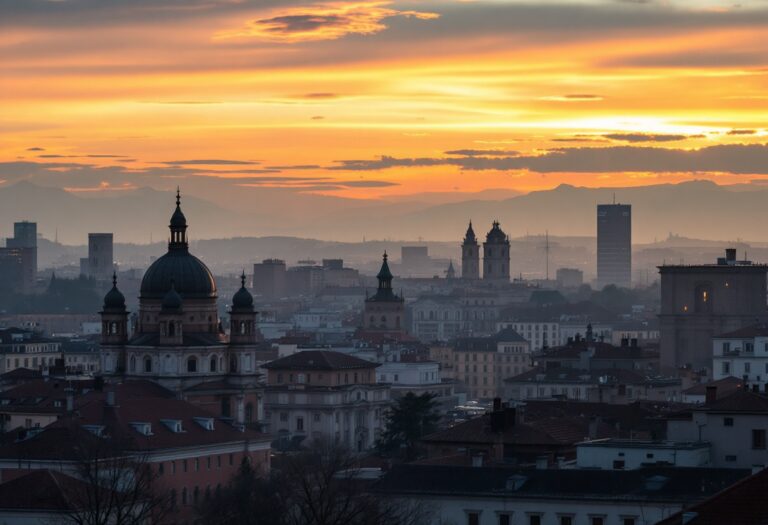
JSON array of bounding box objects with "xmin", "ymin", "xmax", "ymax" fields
[
  {"xmin": 545, "ymin": 230, "xmax": 550, "ymax": 281},
  {"xmin": 613, "ymin": 192, "xmax": 616, "ymax": 204}
]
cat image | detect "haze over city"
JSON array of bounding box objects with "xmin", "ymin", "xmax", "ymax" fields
[{"xmin": 4, "ymin": 2, "xmax": 768, "ymax": 525}]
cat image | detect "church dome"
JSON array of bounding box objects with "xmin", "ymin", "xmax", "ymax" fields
[
  {"xmin": 140, "ymin": 251, "xmax": 216, "ymax": 299},
  {"xmin": 103, "ymin": 274, "xmax": 126, "ymax": 310},
  {"xmin": 139, "ymin": 189, "xmax": 217, "ymax": 300},
  {"xmin": 231, "ymin": 272, "xmax": 254, "ymax": 310},
  {"xmin": 485, "ymin": 221, "xmax": 508, "ymax": 244}
]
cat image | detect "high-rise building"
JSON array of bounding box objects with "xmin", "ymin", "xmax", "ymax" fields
[
  {"xmin": 597, "ymin": 204, "xmax": 631, "ymax": 289},
  {"xmin": 461, "ymin": 221, "xmax": 480, "ymax": 280},
  {"xmin": 4, "ymin": 221, "xmax": 37, "ymax": 292},
  {"xmin": 87, "ymin": 233, "xmax": 114, "ymax": 280},
  {"xmin": 252, "ymin": 259, "xmax": 287, "ymax": 299},
  {"xmin": 658, "ymin": 249, "xmax": 768, "ymax": 372},
  {"xmin": 556, "ymin": 268, "xmax": 584, "ymax": 288},
  {"xmin": 483, "ymin": 221, "xmax": 510, "ymax": 283}
]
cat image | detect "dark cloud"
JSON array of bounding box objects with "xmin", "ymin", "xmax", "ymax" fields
[
  {"xmin": 602, "ymin": 133, "xmax": 704, "ymax": 143},
  {"xmin": 266, "ymin": 165, "xmax": 322, "ymax": 170},
  {"xmin": 301, "ymin": 93, "xmax": 338, "ymax": 99},
  {"xmin": 311, "ymin": 116, "xmax": 325, "ymax": 120},
  {"xmin": 257, "ymin": 14, "xmax": 347, "ymax": 34},
  {"xmin": 551, "ymin": 138, "xmax": 610, "ymax": 143},
  {"xmin": 331, "ymin": 143, "xmax": 768, "ymax": 175},
  {"xmin": 161, "ymin": 159, "xmax": 260, "ymax": 166},
  {"xmin": 728, "ymin": 129, "xmax": 757, "ymax": 135},
  {"xmin": 26, "ymin": 147, "xmax": 44, "ymax": 151},
  {"xmin": 445, "ymin": 149, "xmax": 520, "ymax": 157}
]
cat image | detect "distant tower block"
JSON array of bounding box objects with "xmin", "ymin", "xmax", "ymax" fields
[
  {"xmin": 483, "ymin": 221, "xmax": 510, "ymax": 283},
  {"xmin": 461, "ymin": 221, "xmax": 480, "ymax": 280},
  {"xmin": 597, "ymin": 204, "xmax": 631, "ymax": 289},
  {"xmin": 88, "ymin": 233, "xmax": 114, "ymax": 281}
]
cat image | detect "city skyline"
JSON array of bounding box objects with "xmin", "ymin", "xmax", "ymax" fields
[{"xmin": 4, "ymin": 0, "xmax": 768, "ymax": 214}]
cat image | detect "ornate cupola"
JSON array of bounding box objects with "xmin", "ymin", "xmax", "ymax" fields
[
  {"xmin": 159, "ymin": 280, "xmax": 184, "ymax": 345},
  {"xmin": 369, "ymin": 252, "xmax": 401, "ymax": 302},
  {"xmin": 169, "ymin": 187, "xmax": 188, "ymax": 251},
  {"xmin": 230, "ymin": 271, "xmax": 258, "ymax": 345},
  {"xmin": 101, "ymin": 272, "xmax": 128, "ymax": 345}
]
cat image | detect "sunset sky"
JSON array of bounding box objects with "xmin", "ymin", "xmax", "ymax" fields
[{"xmin": 4, "ymin": 0, "xmax": 768, "ymax": 203}]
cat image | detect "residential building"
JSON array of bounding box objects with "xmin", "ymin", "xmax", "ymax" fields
[
  {"xmin": 498, "ymin": 321, "xmax": 560, "ymax": 352},
  {"xmin": 556, "ymin": 267, "xmax": 584, "ymax": 288},
  {"xmin": 253, "ymin": 258, "xmax": 287, "ymax": 299},
  {"xmin": 411, "ymin": 295, "xmax": 463, "ymax": 342},
  {"xmin": 576, "ymin": 439, "xmax": 711, "ymax": 470},
  {"xmin": 658, "ymin": 249, "xmax": 768, "ymax": 372},
  {"xmin": 667, "ymin": 388, "xmax": 768, "ymax": 469},
  {"xmin": 84, "ymin": 233, "xmax": 114, "ymax": 281},
  {"xmin": 712, "ymin": 324, "xmax": 768, "ymax": 390},
  {"xmin": 376, "ymin": 359, "xmax": 459, "ymax": 411},
  {"xmin": 262, "ymin": 350, "xmax": 390, "ymax": 452},
  {"xmin": 596, "ymin": 203, "xmax": 631, "ymax": 289},
  {"xmin": 4, "ymin": 221, "xmax": 37, "ymax": 293},
  {"xmin": 373, "ymin": 464, "xmax": 748, "ymax": 525},
  {"xmin": 453, "ymin": 327, "xmax": 530, "ymax": 400},
  {"xmin": 0, "ymin": 329, "xmax": 61, "ymax": 374}
]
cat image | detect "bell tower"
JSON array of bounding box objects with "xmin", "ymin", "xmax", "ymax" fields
[
  {"xmin": 101, "ymin": 273, "xmax": 128, "ymax": 345},
  {"xmin": 462, "ymin": 221, "xmax": 480, "ymax": 280},
  {"xmin": 230, "ymin": 271, "xmax": 258, "ymax": 345}
]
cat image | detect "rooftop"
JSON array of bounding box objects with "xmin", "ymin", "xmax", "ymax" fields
[{"xmin": 263, "ymin": 350, "xmax": 379, "ymax": 371}]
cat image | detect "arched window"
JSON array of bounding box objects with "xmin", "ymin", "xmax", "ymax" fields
[
  {"xmin": 240, "ymin": 321, "xmax": 247, "ymax": 335},
  {"xmin": 229, "ymin": 355, "xmax": 238, "ymax": 373},
  {"xmin": 187, "ymin": 357, "xmax": 197, "ymax": 373},
  {"xmin": 245, "ymin": 403, "xmax": 254, "ymax": 423},
  {"xmin": 143, "ymin": 356, "xmax": 152, "ymax": 373},
  {"xmin": 168, "ymin": 321, "xmax": 175, "ymax": 337},
  {"xmin": 129, "ymin": 355, "xmax": 136, "ymax": 372},
  {"xmin": 219, "ymin": 356, "xmax": 225, "ymax": 372},
  {"xmin": 369, "ymin": 315, "xmax": 375, "ymax": 327},
  {"xmin": 210, "ymin": 356, "xmax": 217, "ymax": 372}
]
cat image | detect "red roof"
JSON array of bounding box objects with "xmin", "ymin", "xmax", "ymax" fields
[
  {"xmin": 656, "ymin": 467, "xmax": 768, "ymax": 525},
  {"xmin": 0, "ymin": 470, "xmax": 97, "ymax": 511}
]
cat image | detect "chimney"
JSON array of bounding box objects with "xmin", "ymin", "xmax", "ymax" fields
[
  {"xmin": 106, "ymin": 390, "xmax": 116, "ymax": 407},
  {"xmin": 705, "ymin": 386, "xmax": 717, "ymax": 404},
  {"xmin": 65, "ymin": 388, "xmax": 74, "ymax": 412},
  {"xmin": 535, "ymin": 456, "xmax": 548, "ymax": 470},
  {"xmin": 726, "ymin": 248, "xmax": 737, "ymax": 263},
  {"xmin": 630, "ymin": 338, "xmax": 638, "ymax": 348},
  {"xmin": 471, "ymin": 455, "xmax": 483, "ymax": 468}
]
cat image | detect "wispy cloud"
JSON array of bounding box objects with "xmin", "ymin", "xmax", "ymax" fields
[
  {"xmin": 216, "ymin": 1, "xmax": 439, "ymax": 43},
  {"xmin": 602, "ymin": 133, "xmax": 705, "ymax": 143}
]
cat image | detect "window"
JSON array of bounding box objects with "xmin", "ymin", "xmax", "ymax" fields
[
  {"xmin": 158, "ymin": 462, "xmax": 164, "ymax": 475},
  {"xmin": 590, "ymin": 518, "xmax": 605, "ymax": 525},
  {"xmin": 723, "ymin": 342, "xmax": 731, "ymax": 353},
  {"xmin": 560, "ymin": 517, "xmax": 573, "ymax": 525},
  {"xmin": 724, "ymin": 417, "xmax": 734, "ymax": 427},
  {"xmin": 753, "ymin": 429, "xmax": 766, "ymax": 450},
  {"xmin": 187, "ymin": 357, "xmax": 197, "ymax": 373},
  {"xmin": 143, "ymin": 356, "xmax": 152, "ymax": 373},
  {"xmin": 745, "ymin": 362, "xmax": 752, "ymax": 374},
  {"xmin": 529, "ymin": 516, "xmax": 542, "ymax": 525},
  {"xmin": 466, "ymin": 512, "xmax": 480, "ymax": 525},
  {"xmin": 622, "ymin": 519, "xmax": 636, "ymax": 525},
  {"xmin": 498, "ymin": 514, "xmax": 511, "ymax": 525},
  {"xmin": 297, "ymin": 417, "xmax": 304, "ymax": 431},
  {"xmin": 210, "ymin": 357, "xmax": 217, "ymax": 372},
  {"xmin": 313, "ymin": 413, "xmax": 321, "ymax": 423},
  {"xmin": 280, "ymin": 412, "xmax": 288, "ymax": 422},
  {"xmin": 722, "ymin": 362, "xmax": 731, "ymax": 374},
  {"xmin": 725, "ymin": 455, "xmax": 737, "ymax": 462}
]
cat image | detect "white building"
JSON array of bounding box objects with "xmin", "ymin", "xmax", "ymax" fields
[
  {"xmin": 576, "ymin": 439, "xmax": 711, "ymax": 470},
  {"xmin": 498, "ymin": 321, "xmax": 559, "ymax": 352},
  {"xmin": 373, "ymin": 464, "xmax": 747, "ymax": 525},
  {"xmin": 712, "ymin": 324, "xmax": 768, "ymax": 389}
]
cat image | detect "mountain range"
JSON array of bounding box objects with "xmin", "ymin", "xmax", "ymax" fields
[{"xmin": 1, "ymin": 180, "xmax": 766, "ymax": 245}]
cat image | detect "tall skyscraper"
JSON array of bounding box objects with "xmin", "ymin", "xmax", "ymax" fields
[
  {"xmin": 253, "ymin": 259, "xmax": 287, "ymax": 299},
  {"xmin": 88, "ymin": 233, "xmax": 114, "ymax": 280},
  {"xmin": 5, "ymin": 221, "xmax": 37, "ymax": 291},
  {"xmin": 596, "ymin": 203, "xmax": 631, "ymax": 289},
  {"xmin": 461, "ymin": 221, "xmax": 480, "ymax": 280},
  {"xmin": 483, "ymin": 221, "xmax": 510, "ymax": 283}
]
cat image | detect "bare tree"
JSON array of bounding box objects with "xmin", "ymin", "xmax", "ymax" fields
[{"xmin": 60, "ymin": 428, "xmax": 172, "ymax": 525}]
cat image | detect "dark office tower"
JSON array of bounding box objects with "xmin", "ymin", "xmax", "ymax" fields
[
  {"xmin": 88, "ymin": 233, "xmax": 114, "ymax": 281},
  {"xmin": 461, "ymin": 221, "xmax": 480, "ymax": 280},
  {"xmin": 6, "ymin": 221, "xmax": 37, "ymax": 291},
  {"xmin": 658, "ymin": 249, "xmax": 768, "ymax": 372},
  {"xmin": 483, "ymin": 221, "xmax": 510, "ymax": 283},
  {"xmin": 252, "ymin": 259, "xmax": 287, "ymax": 299},
  {"xmin": 597, "ymin": 204, "xmax": 631, "ymax": 289}
]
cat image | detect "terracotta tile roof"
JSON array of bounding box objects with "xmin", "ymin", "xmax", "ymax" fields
[
  {"xmin": 697, "ymin": 390, "xmax": 768, "ymax": 414},
  {"xmin": 656, "ymin": 467, "xmax": 768, "ymax": 525},
  {"xmin": 714, "ymin": 323, "xmax": 768, "ymax": 339},
  {"xmin": 682, "ymin": 376, "xmax": 744, "ymax": 397},
  {"xmin": 0, "ymin": 469, "xmax": 96, "ymax": 511},
  {"xmin": 422, "ymin": 412, "xmax": 614, "ymax": 447},
  {"xmin": 263, "ymin": 350, "xmax": 379, "ymax": 371}
]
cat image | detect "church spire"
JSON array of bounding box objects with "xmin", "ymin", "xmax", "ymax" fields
[
  {"xmin": 463, "ymin": 220, "xmax": 477, "ymax": 244},
  {"xmin": 168, "ymin": 187, "xmax": 188, "ymax": 251},
  {"xmin": 377, "ymin": 251, "xmax": 393, "ymax": 290}
]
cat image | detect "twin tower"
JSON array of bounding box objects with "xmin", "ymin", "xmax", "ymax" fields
[{"xmin": 461, "ymin": 221, "xmax": 510, "ymax": 282}]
